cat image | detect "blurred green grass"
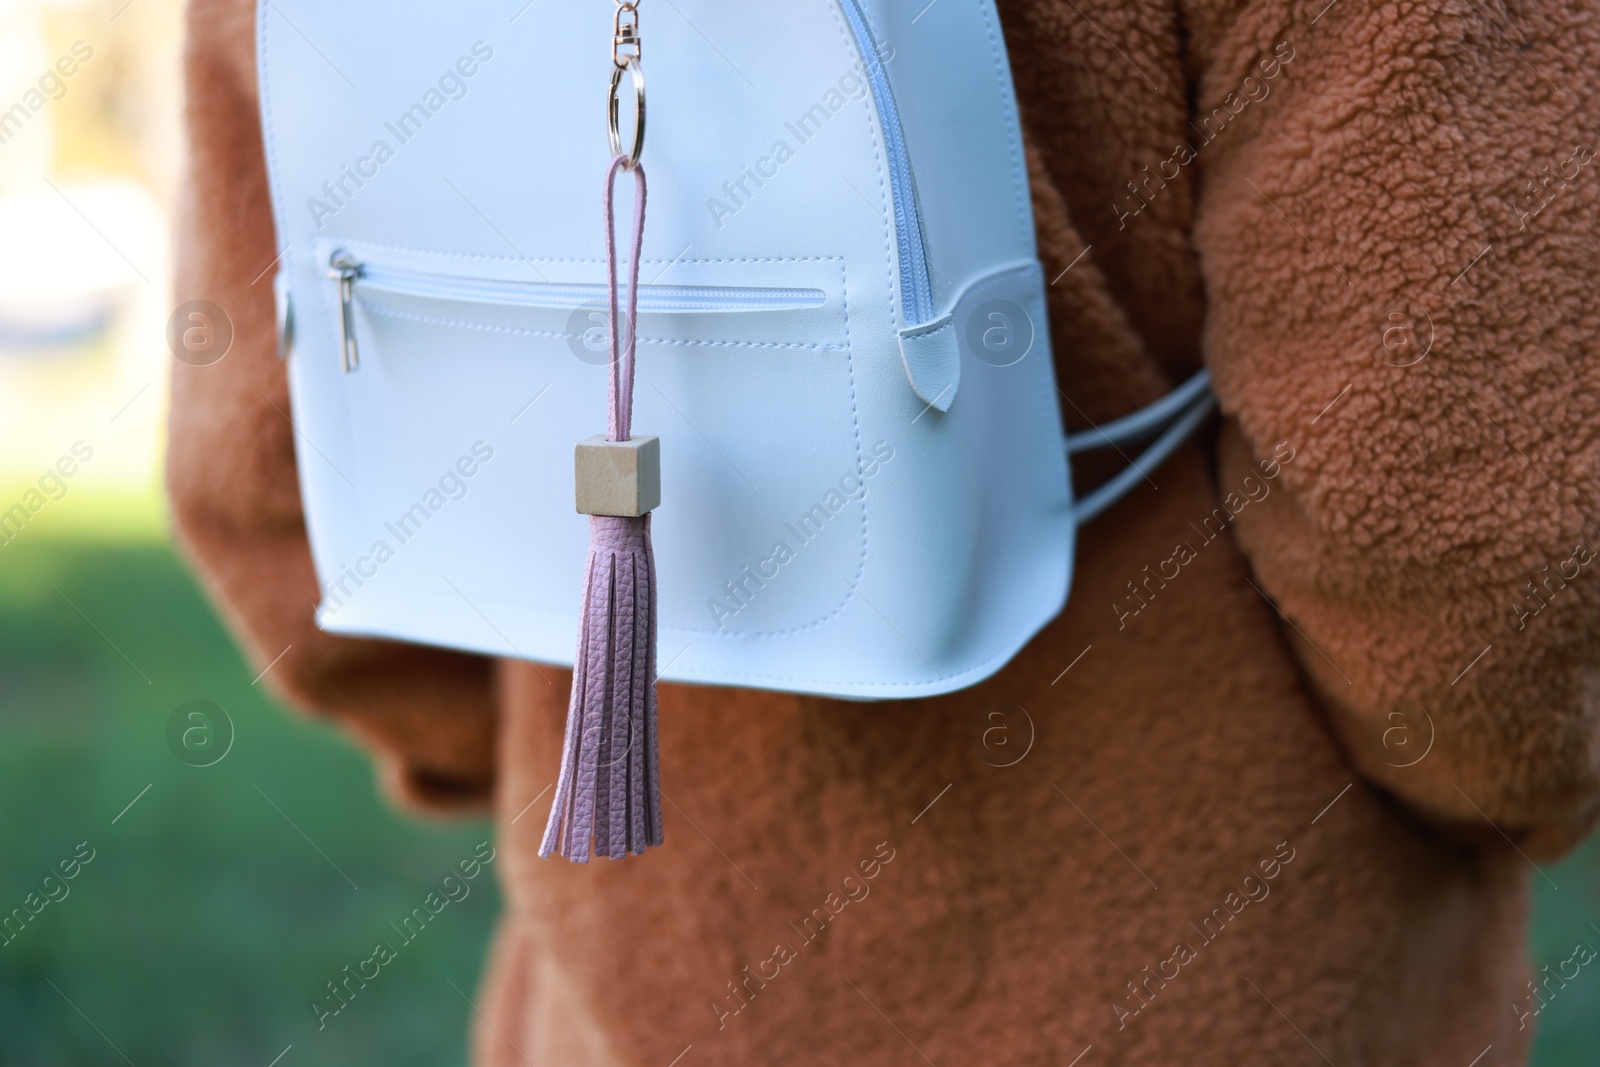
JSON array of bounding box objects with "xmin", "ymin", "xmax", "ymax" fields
[
  {"xmin": 0, "ymin": 534, "xmax": 499, "ymax": 1067},
  {"xmin": 1524, "ymin": 830, "xmax": 1600, "ymax": 1064},
  {"xmin": 2, "ymin": 531, "xmax": 1599, "ymax": 1064}
]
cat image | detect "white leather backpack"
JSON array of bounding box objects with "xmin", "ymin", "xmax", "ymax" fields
[{"xmin": 259, "ymin": 0, "xmax": 1211, "ymax": 701}]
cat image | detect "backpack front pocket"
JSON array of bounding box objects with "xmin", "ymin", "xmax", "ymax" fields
[{"xmin": 308, "ymin": 243, "xmax": 871, "ymax": 650}]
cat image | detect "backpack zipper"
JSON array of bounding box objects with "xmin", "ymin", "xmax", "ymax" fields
[
  {"xmin": 324, "ymin": 252, "xmax": 827, "ymax": 372},
  {"xmin": 329, "ymin": 252, "xmax": 362, "ymax": 373},
  {"xmin": 836, "ymin": 0, "xmax": 936, "ymax": 326}
]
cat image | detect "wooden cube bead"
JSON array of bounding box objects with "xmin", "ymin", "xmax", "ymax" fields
[{"xmin": 574, "ymin": 434, "xmax": 660, "ymax": 517}]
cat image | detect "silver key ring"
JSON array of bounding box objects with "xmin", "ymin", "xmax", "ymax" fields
[{"xmin": 608, "ymin": 55, "xmax": 645, "ymax": 170}]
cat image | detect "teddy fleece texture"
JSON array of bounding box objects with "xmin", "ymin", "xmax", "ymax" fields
[{"xmin": 168, "ymin": 0, "xmax": 1600, "ymax": 1062}]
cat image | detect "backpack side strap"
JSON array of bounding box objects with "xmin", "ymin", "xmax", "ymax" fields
[{"xmin": 1067, "ymin": 370, "xmax": 1216, "ymax": 523}]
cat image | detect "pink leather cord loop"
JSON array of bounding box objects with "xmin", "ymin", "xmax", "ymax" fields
[{"xmin": 605, "ymin": 154, "xmax": 647, "ymax": 443}]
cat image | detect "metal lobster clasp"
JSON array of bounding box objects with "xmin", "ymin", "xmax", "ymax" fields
[{"xmin": 613, "ymin": 2, "xmax": 641, "ymax": 67}]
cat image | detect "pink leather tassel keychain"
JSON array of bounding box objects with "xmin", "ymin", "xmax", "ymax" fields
[{"xmin": 540, "ymin": 1, "xmax": 663, "ymax": 862}]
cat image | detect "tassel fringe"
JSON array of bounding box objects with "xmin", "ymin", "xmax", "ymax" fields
[{"xmin": 540, "ymin": 514, "xmax": 663, "ymax": 861}]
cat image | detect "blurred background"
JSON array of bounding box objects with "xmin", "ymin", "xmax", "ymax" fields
[
  {"xmin": 0, "ymin": 1, "xmax": 499, "ymax": 1064},
  {"xmin": 0, "ymin": 0, "xmax": 1596, "ymax": 1064}
]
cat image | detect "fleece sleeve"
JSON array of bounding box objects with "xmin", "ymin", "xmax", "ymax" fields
[
  {"xmin": 1186, "ymin": 0, "xmax": 1600, "ymax": 857},
  {"xmin": 165, "ymin": 0, "xmax": 498, "ymax": 809}
]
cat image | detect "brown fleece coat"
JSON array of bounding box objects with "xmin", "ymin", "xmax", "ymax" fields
[{"xmin": 169, "ymin": 0, "xmax": 1600, "ymax": 1062}]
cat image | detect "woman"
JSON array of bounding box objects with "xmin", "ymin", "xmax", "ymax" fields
[{"xmin": 169, "ymin": 0, "xmax": 1600, "ymax": 1061}]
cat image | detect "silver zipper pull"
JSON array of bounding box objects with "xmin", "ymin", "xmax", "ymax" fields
[{"xmin": 328, "ymin": 251, "xmax": 362, "ymax": 373}]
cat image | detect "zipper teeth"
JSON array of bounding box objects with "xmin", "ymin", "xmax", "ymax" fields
[
  {"xmin": 837, "ymin": 0, "xmax": 935, "ymax": 326},
  {"xmin": 354, "ymin": 264, "xmax": 825, "ymax": 313}
]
